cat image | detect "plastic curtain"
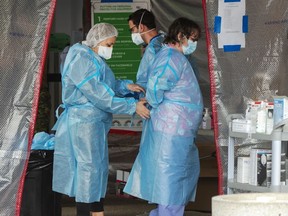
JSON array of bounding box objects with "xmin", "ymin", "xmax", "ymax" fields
[
  {"xmin": 202, "ymin": 0, "xmax": 288, "ymax": 194},
  {"xmin": 0, "ymin": 1, "xmax": 56, "ymax": 215}
]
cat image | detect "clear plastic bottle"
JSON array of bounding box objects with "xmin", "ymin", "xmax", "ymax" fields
[{"xmin": 202, "ymin": 108, "xmax": 212, "ymax": 130}]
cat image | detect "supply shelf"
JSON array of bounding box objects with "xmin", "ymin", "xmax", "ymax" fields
[
  {"xmin": 229, "ymin": 131, "xmax": 288, "ymax": 142},
  {"xmin": 227, "ymin": 180, "xmax": 288, "ymax": 193},
  {"xmin": 227, "ymin": 118, "xmax": 288, "ymax": 194}
]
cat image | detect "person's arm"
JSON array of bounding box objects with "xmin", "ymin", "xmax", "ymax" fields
[
  {"xmin": 68, "ymin": 54, "xmax": 136, "ymax": 115},
  {"xmin": 146, "ymin": 51, "xmax": 182, "ymax": 107},
  {"xmin": 114, "ymin": 79, "xmax": 145, "ymax": 95},
  {"xmin": 114, "ymin": 79, "xmax": 133, "ymax": 96},
  {"xmin": 135, "ymin": 43, "xmax": 157, "ymax": 90}
]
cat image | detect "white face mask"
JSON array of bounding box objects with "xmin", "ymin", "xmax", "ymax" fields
[
  {"xmin": 130, "ymin": 11, "xmax": 151, "ymax": 46},
  {"xmin": 131, "ymin": 28, "xmax": 155, "ymax": 46},
  {"xmin": 98, "ymin": 46, "xmax": 113, "ymax": 60},
  {"xmin": 182, "ymin": 40, "xmax": 197, "ymax": 55},
  {"xmin": 131, "ymin": 33, "xmax": 144, "ymax": 45}
]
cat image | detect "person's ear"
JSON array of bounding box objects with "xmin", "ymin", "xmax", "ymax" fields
[
  {"xmin": 177, "ymin": 32, "xmax": 184, "ymax": 43},
  {"xmin": 138, "ymin": 23, "xmax": 144, "ymax": 33},
  {"xmin": 92, "ymin": 46, "xmax": 99, "ymax": 53}
]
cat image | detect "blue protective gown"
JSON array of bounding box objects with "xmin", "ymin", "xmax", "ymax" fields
[
  {"xmin": 52, "ymin": 43, "xmax": 136, "ymax": 203},
  {"xmin": 136, "ymin": 34, "xmax": 164, "ymax": 89},
  {"xmin": 124, "ymin": 46, "xmax": 204, "ymax": 206}
]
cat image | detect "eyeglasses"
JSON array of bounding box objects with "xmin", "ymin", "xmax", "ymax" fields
[{"xmin": 129, "ymin": 25, "xmax": 137, "ymax": 33}]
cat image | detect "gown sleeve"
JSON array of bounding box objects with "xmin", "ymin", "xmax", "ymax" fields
[
  {"xmin": 114, "ymin": 79, "xmax": 133, "ymax": 96},
  {"xmin": 146, "ymin": 49, "xmax": 182, "ymax": 108},
  {"xmin": 67, "ymin": 52, "xmax": 136, "ymax": 115}
]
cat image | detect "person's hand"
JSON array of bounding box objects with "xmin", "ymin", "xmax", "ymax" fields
[
  {"xmin": 127, "ymin": 84, "xmax": 145, "ymax": 93},
  {"xmin": 136, "ymin": 100, "xmax": 150, "ymax": 119}
]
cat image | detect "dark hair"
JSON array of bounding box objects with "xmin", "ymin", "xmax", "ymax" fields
[
  {"xmin": 128, "ymin": 9, "xmax": 156, "ymax": 29},
  {"xmin": 164, "ymin": 17, "xmax": 201, "ymax": 44}
]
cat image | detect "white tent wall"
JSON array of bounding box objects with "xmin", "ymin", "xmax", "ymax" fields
[{"xmin": 0, "ymin": 1, "xmax": 57, "ymax": 215}]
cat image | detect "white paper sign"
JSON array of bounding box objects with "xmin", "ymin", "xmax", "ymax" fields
[{"xmin": 217, "ymin": 0, "xmax": 246, "ymax": 50}]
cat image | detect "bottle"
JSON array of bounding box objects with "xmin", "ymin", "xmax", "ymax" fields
[
  {"xmin": 245, "ymin": 101, "xmax": 260, "ymax": 133},
  {"xmin": 210, "ymin": 112, "xmax": 214, "ymax": 129},
  {"xmin": 256, "ymin": 101, "xmax": 267, "ymax": 133},
  {"xmin": 202, "ymin": 108, "xmax": 212, "ymax": 130},
  {"xmin": 265, "ymin": 102, "xmax": 274, "ymax": 134}
]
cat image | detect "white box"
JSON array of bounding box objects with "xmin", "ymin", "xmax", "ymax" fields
[
  {"xmin": 237, "ymin": 157, "xmax": 250, "ymax": 183},
  {"xmin": 123, "ymin": 171, "xmax": 130, "ymax": 182},
  {"xmin": 231, "ymin": 119, "xmax": 251, "ymax": 133},
  {"xmin": 116, "ymin": 170, "xmax": 123, "ymax": 181},
  {"xmin": 273, "ymin": 96, "xmax": 288, "ymax": 126},
  {"xmin": 116, "ymin": 170, "xmax": 130, "ymax": 182}
]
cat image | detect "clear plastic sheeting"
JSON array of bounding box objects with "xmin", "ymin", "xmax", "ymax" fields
[
  {"xmin": 203, "ymin": 0, "xmax": 288, "ymax": 193},
  {"xmin": 0, "ymin": 1, "xmax": 56, "ymax": 215}
]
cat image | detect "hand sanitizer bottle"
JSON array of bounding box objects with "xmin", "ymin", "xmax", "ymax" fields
[{"xmin": 202, "ymin": 108, "xmax": 212, "ymax": 130}]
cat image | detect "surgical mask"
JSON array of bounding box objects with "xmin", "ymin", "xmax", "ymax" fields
[
  {"xmin": 98, "ymin": 46, "xmax": 113, "ymax": 60},
  {"xmin": 130, "ymin": 11, "xmax": 151, "ymax": 46},
  {"xmin": 131, "ymin": 33, "xmax": 144, "ymax": 45},
  {"xmin": 182, "ymin": 40, "xmax": 197, "ymax": 55},
  {"xmin": 131, "ymin": 28, "xmax": 155, "ymax": 46}
]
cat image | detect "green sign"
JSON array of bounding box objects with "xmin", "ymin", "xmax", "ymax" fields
[{"xmin": 92, "ymin": 1, "xmax": 150, "ymax": 81}]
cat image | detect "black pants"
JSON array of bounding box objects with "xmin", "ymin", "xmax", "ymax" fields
[{"xmin": 76, "ymin": 199, "xmax": 104, "ymax": 216}]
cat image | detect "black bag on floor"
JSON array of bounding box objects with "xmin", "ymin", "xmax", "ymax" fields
[{"xmin": 20, "ymin": 150, "xmax": 61, "ymax": 216}]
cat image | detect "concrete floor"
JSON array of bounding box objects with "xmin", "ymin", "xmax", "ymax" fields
[{"xmin": 61, "ymin": 194, "xmax": 211, "ymax": 216}]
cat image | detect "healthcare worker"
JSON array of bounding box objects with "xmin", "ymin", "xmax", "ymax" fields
[
  {"xmin": 52, "ymin": 23, "xmax": 150, "ymax": 216},
  {"xmin": 124, "ymin": 17, "xmax": 204, "ymax": 216},
  {"xmin": 128, "ymin": 9, "xmax": 165, "ymax": 90}
]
